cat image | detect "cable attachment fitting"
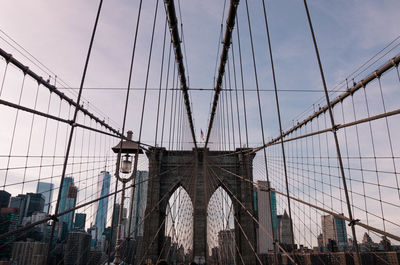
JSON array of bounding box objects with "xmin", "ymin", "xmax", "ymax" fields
[
  {"xmin": 22, "ymin": 66, "xmax": 29, "ymax": 75},
  {"xmin": 4, "ymin": 52, "xmax": 12, "ymax": 63},
  {"xmin": 348, "ymin": 219, "xmax": 360, "ymax": 227},
  {"xmin": 49, "ymin": 214, "xmax": 59, "ymax": 223},
  {"xmin": 332, "ymin": 124, "xmax": 339, "ymax": 133},
  {"xmin": 391, "ymin": 58, "xmax": 398, "ymax": 68}
]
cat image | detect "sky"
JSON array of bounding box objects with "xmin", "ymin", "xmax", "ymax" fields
[
  {"xmin": 1, "ymin": 0, "xmax": 400, "ymax": 249},
  {"xmin": 1, "ymin": 0, "xmax": 399, "ymax": 142}
]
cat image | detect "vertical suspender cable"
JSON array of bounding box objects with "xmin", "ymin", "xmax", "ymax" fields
[
  {"xmin": 164, "ymin": 0, "xmax": 198, "ymax": 149},
  {"xmin": 231, "ymin": 45, "xmax": 242, "ymax": 147},
  {"xmin": 160, "ymin": 43, "xmax": 172, "ymax": 146},
  {"xmin": 227, "ymin": 58, "xmax": 236, "ymax": 148},
  {"xmin": 205, "ymin": 0, "xmax": 240, "ymax": 148},
  {"xmin": 244, "ymin": 0, "xmax": 293, "ymax": 263},
  {"xmin": 171, "ymin": 79, "xmax": 179, "ymax": 149},
  {"xmin": 155, "ymin": 18, "xmax": 168, "ymax": 146},
  {"xmin": 224, "ymin": 78, "xmax": 231, "ymax": 150},
  {"xmin": 0, "ymin": 63, "xmax": 8, "ymax": 97},
  {"xmin": 168, "ymin": 65, "xmax": 177, "ymax": 149},
  {"xmin": 3, "ymin": 75, "xmax": 26, "ymax": 189},
  {"xmin": 127, "ymin": 0, "xmax": 160, "ymax": 241},
  {"xmin": 235, "ymin": 16, "xmax": 249, "ymax": 147}
]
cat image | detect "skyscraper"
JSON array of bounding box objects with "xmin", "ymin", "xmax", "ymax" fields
[
  {"xmin": 9, "ymin": 193, "xmax": 45, "ymax": 224},
  {"xmin": 0, "ymin": 208, "xmax": 19, "ymax": 259},
  {"xmin": 36, "ymin": 182, "xmax": 54, "ymax": 214},
  {"xmin": 362, "ymin": 232, "xmax": 373, "ymax": 244},
  {"xmin": 0, "ymin": 190, "xmax": 11, "ymax": 208},
  {"xmin": 25, "ymin": 193, "xmax": 45, "ymax": 217},
  {"xmin": 64, "ymin": 230, "xmax": 91, "ymax": 265},
  {"xmin": 335, "ymin": 216, "xmax": 347, "ymax": 247},
  {"xmin": 120, "ymin": 207, "xmax": 128, "ymax": 238},
  {"xmin": 279, "ymin": 210, "xmax": 293, "ymax": 246},
  {"xmin": 11, "ymin": 241, "xmax": 48, "ymax": 265},
  {"xmin": 109, "ymin": 203, "xmax": 120, "ymax": 249},
  {"xmin": 276, "ymin": 215, "xmax": 282, "ymax": 243},
  {"xmin": 317, "ymin": 233, "xmax": 324, "ymax": 252},
  {"xmin": 317, "ymin": 233, "xmax": 324, "ymax": 248},
  {"xmin": 130, "ymin": 170, "xmax": 148, "ymax": 238},
  {"xmin": 88, "ymin": 249, "xmax": 103, "ymax": 265},
  {"xmin": 9, "ymin": 195, "xmax": 27, "ymax": 224},
  {"xmin": 74, "ymin": 213, "xmax": 86, "ymax": 229},
  {"xmin": 113, "ymin": 203, "xmax": 120, "ymax": 228},
  {"xmin": 58, "ymin": 177, "xmax": 78, "ymax": 233},
  {"xmin": 321, "ymin": 214, "xmax": 348, "ymax": 247},
  {"xmin": 93, "ymin": 171, "xmax": 111, "ymax": 244},
  {"xmin": 218, "ymin": 229, "xmax": 235, "ymax": 265},
  {"xmin": 22, "ymin": 212, "xmax": 49, "ymax": 241},
  {"xmin": 256, "ymin": 180, "xmax": 277, "ymax": 253}
]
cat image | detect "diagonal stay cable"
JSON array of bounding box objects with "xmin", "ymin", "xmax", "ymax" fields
[
  {"xmin": 259, "ymin": 0, "xmax": 296, "ymax": 251},
  {"xmin": 0, "ymin": 162, "xmax": 184, "ymax": 243},
  {"xmin": 46, "ymin": 1, "xmax": 105, "ymax": 262},
  {"xmin": 204, "ymin": 163, "xmax": 249, "ymax": 265},
  {"xmin": 209, "ymin": 161, "xmax": 400, "ymax": 242},
  {"xmin": 156, "ymin": 155, "xmax": 198, "ymax": 263},
  {"xmin": 156, "ymin": 195, "xmax": 183, "ymax": 263},
  {"xmin": 250, "ymin": 54, "xmax": 400, "ymax": 154},
  {"xmin": 106, "ymin": 159, "xmax": 196, "ymax": 264},
  {"xmin": 302, "ymin": 1, "xmax": 362, "ymax": 263},
  {"xmin": 127, "ymin": 0, "xmax": 160, "ymax": 240},
  {"xmin": 205, "ymin": 163, "xmax": 298, "ymax": 264},
  {"xmin": 145, "ymin": 161, "xmax": 197, "ymax": 264}
]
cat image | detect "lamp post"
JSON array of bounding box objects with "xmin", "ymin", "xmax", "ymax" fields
[{"xmin": 111, "ymin": 130, "xmax": 143, "ymax": 264}]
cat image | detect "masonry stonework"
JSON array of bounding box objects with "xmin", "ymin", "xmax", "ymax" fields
[{"xmin": 140, "ymin": 147, "xmax": 257, "ymax": 264}]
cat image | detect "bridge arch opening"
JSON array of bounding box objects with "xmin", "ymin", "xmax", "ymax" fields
[
  {"xmin": 207, "ymin": 186, "xmax": 235, "ymax": 264},
  {"xmin": 165, "ymin": 186, "xmax": 193, "ymax": 261}
]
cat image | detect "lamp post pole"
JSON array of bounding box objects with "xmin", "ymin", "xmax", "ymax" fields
[
  {"xmin": 113, "ymin": 181, "xmax": 127, "ymax": 264},
  {"xmin": 111, "ymin": 130, "xmax": 142, "ymax": 265}
]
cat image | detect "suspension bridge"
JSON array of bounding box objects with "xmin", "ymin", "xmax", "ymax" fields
[{"xmin": 0, "ymin": 0, "xmax": 399, "ymax": 264}]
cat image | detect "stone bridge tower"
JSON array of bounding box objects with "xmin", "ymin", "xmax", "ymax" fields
[{"xmin": 140, "ymin": 147, "xmax": 257, "ymax": 264}]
